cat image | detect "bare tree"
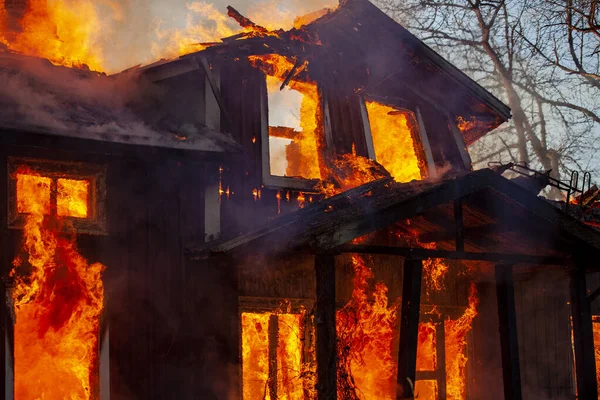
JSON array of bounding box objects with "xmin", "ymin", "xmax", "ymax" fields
[{"xmin": 374, "ymin": 0, "xmax": 600, "ymax": 194}]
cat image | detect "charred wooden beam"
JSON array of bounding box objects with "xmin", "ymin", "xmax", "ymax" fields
[
  {"xmin": 588, "ymin": 284, "xmax": 600, "ymax": 303},
  {"xmin": 195, "ymin": 56, "xmax": 234, "ymax": 133},
  {"xmin": 269, "ymin": 126, "xmax": 300, "ymax": 140},
  {"xmin": 436, "ymin": 319, "xmax": 447, "ymax": 400},
  {"xmin": 453, "ymin": 198, "xmax": 464, "ymax": 252},
  {"xmin": 280, "ymin": 58, "xmax": 305, "ymax": 90},
  {"xmin": 495, "ymin": 264, "xmax": 522, "ymax": 400},
  {"xmin": 315, "ymin": 253, "xmax": 337, "ymax": 400},
  {"xmin": 570, "ymin": 266, "xmax": 598, "ymax": 399},
  {"xmin": 336, "ymin": 244, "xmax": 567, "ymax": 265},
  {"xmin": 268, "ymin": 315, "xmax": 278, "ymax": 399},
  {"xmin": 397, "ymin": 259, "xmax": 423, "ymax": 400},
  {"xmin": 226, "ymin": 5, "xmax": 269, "ymax": 34}
]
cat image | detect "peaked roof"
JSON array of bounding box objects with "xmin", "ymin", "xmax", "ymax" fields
[{"xmin": 192, "ymin": 169, "xmax": 600, "ymax": 263}]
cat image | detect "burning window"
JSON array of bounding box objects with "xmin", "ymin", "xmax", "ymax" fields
[
  {"xmin": 8, "ymin": 158, "xmax": 106, "ymax": 234},
  {"xmin": 364, "ymin": 101, "xmax": 428, "ymax": 183},
  {"xmin": 9, "ymin": 158, "xmax": 107, "ymax": 399},
  {"xmin": 415, "ymin": 322, "xmax": 440, "ymax": 399},
  {"xmin": 241, "ymin": 310, "xmax": 313, "ymax": 399},
  {"xmin": 254, "ymin": 54, "xmax": 324, "ymax": 188}
]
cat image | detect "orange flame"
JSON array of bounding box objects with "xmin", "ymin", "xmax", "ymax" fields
[
  {"xmin": 337, "ymin": 255, "xmax": 398, "ymax": 399},
  {"xmin": 11, "ymin": 172, "xmax": 104, "ymax": 399},
  {"xmin": 1, "ymin": 0, "xmax": 106, "ymax": 70},
  {"xmin": 365, "ymin": 101, "xmax": 425, "ymax": 183},
  {"xmin": 241, "ymin": 309, "xmax": 311, "ymax": 399},
  {"xmin": 445, "ymin": 284, "xmax": 479, "ymax": 400}
]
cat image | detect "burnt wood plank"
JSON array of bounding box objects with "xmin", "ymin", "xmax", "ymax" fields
[
  {"xmin": 397, "ymin": 259, "xmax": 423, "ymax": 399},
  {"xmin": 315, "ymin": 254, "xmax": 337, "ymax": 400},
  {"xmin": 495, "ymin": 264, "xmax": 522, "ymax": 400},
  {"xmin": 570, "ymin": 266, "xmax": 598, "ymax": 399}
]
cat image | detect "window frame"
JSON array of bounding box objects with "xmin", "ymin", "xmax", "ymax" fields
[
  {"xmin": 260, "ymin": 76, "xmax": 328, "ymax": 192},
  {"xmin": 7, "ymin": 157, "xmax": 107, "ymax": 235},
  {"xmin": 358, "ymin": 95, "xmax": 438, "ymax": 180},
  {"xmin": 238, "ymin": 296, "xmax": 315, "ymax": 399}
]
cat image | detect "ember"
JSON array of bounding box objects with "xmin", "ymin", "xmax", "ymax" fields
[{"xmin": 11, "ymin": 171, "xmax": 105, "ymax": 399}]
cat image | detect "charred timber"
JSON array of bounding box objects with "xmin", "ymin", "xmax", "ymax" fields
[
  {"xmin": 570, "ymin": 266, "xmax": 598, "ymax": 399},
  {"xmin": 396, "ymin": 259, "xmax": 423, "ymax": 399},
  {"xmin": 315, "ymin": 254, "xmax": 337, "ymax": 400},
  {"xmin": 495, "ymin": 264, "xmax": 522, "ymax": 400},
  {"xmin": 336, "ymin": 244, "xmax": 567, "ymax": 265},
  {"xmin": 226, "ymin": 5, "xmax": 270, "ymax": 34}
]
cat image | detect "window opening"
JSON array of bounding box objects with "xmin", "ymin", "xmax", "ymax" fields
[
  {"xmin": 241, "ymin": 310, "xmax": 312, "ymax": 399},
  {"xmin": 364, "ymin": 100, "xmax": 427, "ymax": 183},
  {"xmin": 267, "ymin": 75, "xmax": 322, "ymax": 180},
  {"xmin": 8, "ymin": 158, "xmax": 107, "ymax": 399}
]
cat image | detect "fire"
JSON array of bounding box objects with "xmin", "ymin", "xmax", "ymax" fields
[
  {"xmin": 365, "ymin": 101, "xmax": 425, "ymax": 183},
  {"xmin": 57, "ymin": 178, "xmax": 89, "ymax": 218},
  {"xmin": 593, "ymin": 319, "xmax": 600, "ymax": 396},
  {"xmin": 337, "ymin": 255, "xmax": 398, "ymax": 399},
  {"xmin": 445, "ymin": 284, "xmax": 479, "ymax": 400},
  {"xmin": 11, "ymin": 171, "xmax": 105, "ymax": 399},
  {"xmin": 241, "ymin": 309, "xmax": 310, "ymax": 400},
  {"xmin": 253, "ymin": 54, "xmax": 323, "ymax": 180},
  {"xmin": 1, "ymin": 0, "xmax": 105, "ymax": 70}
]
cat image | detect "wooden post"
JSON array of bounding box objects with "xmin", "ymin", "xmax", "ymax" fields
[
  {"xmin": 436, "ymin": 319, "xmax": 447, "ymax": 400},
  {"xmin": 315, "ymin": 254, "xmax": 336, "ymax": 400},
  {"xmin": 397, "ymin": 259, "xmax": 423, "ymax": 399},
  {"xmin": 268, "ymin": 314, "xmax": 278, "ymax": 399},
  {"xmin": 495, "ymin": 264, "xmax": 522, "ymax": 400},
  {"xmin": 570, "ymin": 266, "xmax": 598, "ymax": 399},
  {"xmin": 453, "ymin": 198, "xmax": 464, "ymax": 252}
]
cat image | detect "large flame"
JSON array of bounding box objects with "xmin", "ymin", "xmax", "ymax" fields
[
  {"xmin": 241, "ymin": 309, "xmax": 310, "ymax": 400},
  {"xmin": 11, "ymin": 171, "xmax": 105, "ymax": 399},
  {"xmin": 365, "ymin": 101, "xmax": 424, "ymax": 183},
  {"xmin": 445, "ymin": 284, "xmax": 479, "ymax": 400},
  {"xmin": 337, "ymin": 255, "xmax": 398, "ymax": 399},
  {"xmin": 0, "ymin": 0, "xmax": 105, "ymax": 70}
]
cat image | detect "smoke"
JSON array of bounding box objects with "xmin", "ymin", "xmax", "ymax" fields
[
  {"xmin": 100, "ymin": 0, "xmax": 338, "ymax": 72},
  {"xmin": 0, "ymin": 54, "xmax": 237, "ymax": 151}
]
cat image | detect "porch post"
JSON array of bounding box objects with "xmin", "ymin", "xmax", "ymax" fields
[
  {"xmin": 495, "ymin": 264, "xmax": 522, "ymax": 400},
  {"xmin": 315, "ymin": 253, "xmax": 337, "ymax": 400},
  {"xmin": 570, "ymin": 265, "xmax": 598, "ymax": 399},
  {"xmin": 396, "ymin": 258, "xmax": 423, "ymax": 399}
]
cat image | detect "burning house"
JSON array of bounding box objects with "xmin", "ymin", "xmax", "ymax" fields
[{"xmin": 1, "ymin": 0, "xmax": 600, "ymax": 399}]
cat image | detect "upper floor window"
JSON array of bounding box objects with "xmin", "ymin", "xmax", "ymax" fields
[
  {"xmin": 8, "ymin": 158, "xmax": 107, "ymax": 234},
  {"xmin": 362, "ymin": 98, "xmax": 435, "ymax": 182}
]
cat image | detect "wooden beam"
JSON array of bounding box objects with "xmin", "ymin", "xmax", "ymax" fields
[
  {"xmin": 195, "ymin": 57, "xmax": 233, "ymax": 132},
  {"xmin": 397, "ymin": 259, "xmax": 423, "ymax": 399},
  {"xmin": 570, "ymin": 266, "xmax": 598, "ymax": 399},
  {"xmin": 336, "ymin": 244, "xmax": 567, "ymax": 266},
  {"xmin": 495, "ymin": 264, "xmax": 522, "ymax": 400},
  {"xmin": 436, "ymin": 320, "xmax": 447, "ymax": 400},
  {"xmin": 588, "ymin": 284, "xmax": 600, "ymax": 303},
  {"xmin": 315, "ymin": 254, "xmax": 337, "ymax": 400},
  {"xmin": 454, "ymin": 198, "xmax": 464, "ymax": 252},
  {"xmin": 268, "ymin": 314, "xmax": 278, "ymax": 399}
]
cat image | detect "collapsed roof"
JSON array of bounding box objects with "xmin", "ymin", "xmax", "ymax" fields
[
  {"xmin": 0, "ymin": 53, "xmax": 238, "ymax": 154},
  {"xmin": 138, "ymin": 0, "xmax": 511, "ymax": 145}
]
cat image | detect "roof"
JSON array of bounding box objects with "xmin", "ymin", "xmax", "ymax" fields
[
  {"xmin": 192, "ymin": 169, "xmax": 600, "ymax": 262},
  {"xmin": 0, "ymin": 53, "xmax": 239, "ymax": 153},
  {"xmin": 138, "ymin": 0, "xmax": 510, "ymax": 145}
]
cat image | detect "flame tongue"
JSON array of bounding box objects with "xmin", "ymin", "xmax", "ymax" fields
[{"xmin": 12, "ymin": 171, "xmax": 105, "ymax": 399}]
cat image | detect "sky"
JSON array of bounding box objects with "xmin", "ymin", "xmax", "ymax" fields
[{"xmin": 95, "ymin": 0, "xmax": 338, "ymax": 73}]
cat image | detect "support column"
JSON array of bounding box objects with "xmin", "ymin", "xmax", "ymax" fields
[
  {"xmin": 570, "ymin": 266, "xmax": 598, "ymax": 399},
  {"xmin": 436, "ymin": 319, "xmax": 447, "ymax": 400},
  {"xmin": 315, "ymin": 254, "xmax": 336, "ymax": 400},
  {"xmin": 495, "ymin": 264, "xmax": 522, "ymax": 400},
  {"xmin": 396, "ymin": 259, "xmax": 423, "ymax": 399}
]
